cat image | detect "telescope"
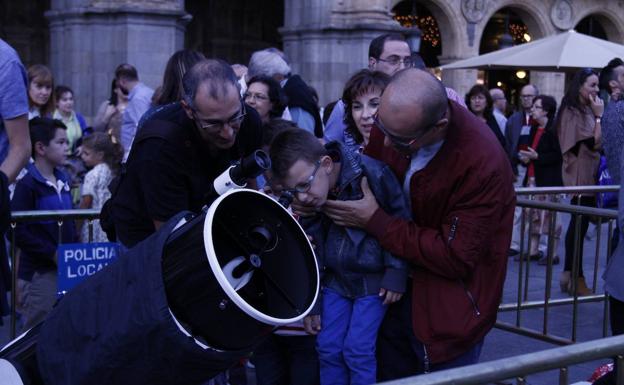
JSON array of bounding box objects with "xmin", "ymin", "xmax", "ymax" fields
[{"xmin": 0, "ymin": 150, "xmax": 319, "ymax": 385}]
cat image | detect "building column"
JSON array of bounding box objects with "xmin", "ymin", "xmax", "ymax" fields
[
  {"xmin": 46, "ymin": 0, "xmax": 189, "ymax": 121},
  {"xmin": 531, "ymin": 71, "xmax": 566, "ymax": 105},
  {"xmin": 439, "ymin": 66, "xmax": 478, "ymax": 100},
  {"xmin": 281, "ymin": 0, "xmax": 407, "ymax": 106}
]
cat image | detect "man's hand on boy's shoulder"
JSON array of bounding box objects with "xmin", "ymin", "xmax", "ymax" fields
[{"xmin": 322, "ymin": 177, "xmax": 379, "ymax": 228}]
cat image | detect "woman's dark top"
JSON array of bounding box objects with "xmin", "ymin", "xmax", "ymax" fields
[
  {"xmin": 485, "ymin": 114, "xmax": 507, "ymax": 149},
  {"xmin": 523, "ymin": 125, "xmax": 564, "ymax": 187}
]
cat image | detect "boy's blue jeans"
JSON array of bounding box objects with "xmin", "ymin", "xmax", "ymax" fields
[{"xmin": 316, "ymin": 288, "xmax": 387, "ymax": 385}]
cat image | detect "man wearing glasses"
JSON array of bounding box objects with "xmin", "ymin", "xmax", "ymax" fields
[
  {"xmin": 323, "ymin": 33, "xmax": 412, "ymax": 143},
  {"xmin": 505, "ymin": 84, "xmax": 538, "ymax": 257},
  {"xmin": 324, "ymin": 34, "xmax": 466, "ymax": 144},
  {"xmin": 322, "ymin": 69, "xmax": 515, "ymax": 378},
  {"xmin": 109, "ymin": 59, "xmax": 263, "ymax": 248}
]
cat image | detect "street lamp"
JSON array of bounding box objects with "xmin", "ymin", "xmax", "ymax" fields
[{"xmin": 407, "ymin": 0, "xmax": 422, "ymax": 53}]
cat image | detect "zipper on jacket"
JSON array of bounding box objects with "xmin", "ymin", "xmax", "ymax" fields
[
  {"xmin": 447, "ymin": 216, "xmax": 459, "ymax": 246},
  {"xmin": 459, "ymin": 280, "xmax": 481, "ymax": 316},
  {"xmin": 447, "ymin": 217, "xmax": 481, "ymax": 316},
  {"xmin": 423, "ymin": 344, "xmax": 430, "ymax": 373}
]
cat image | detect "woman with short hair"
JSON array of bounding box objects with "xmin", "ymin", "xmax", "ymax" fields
[{"xmin": 465, "ymin": 84, "xmax": 506, "ymax": 148}]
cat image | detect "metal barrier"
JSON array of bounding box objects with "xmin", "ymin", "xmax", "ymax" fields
[
  {"xmin": 502, "ymin": 186, "xmax": 619, "ymax": 347},
  {"xmin": 515, "ymin": 185, "xmax": 620, "ymax": 196},
  {"xmin": 438, "ymin": 185, "xmax": 621, "ymax": 384},
  {"xmin": 3, "ymin": 186, "xmax": 623, "ymax": 384},
  {"xmin": 378, "ymin": 334, "xmax": 624, "ymax": 385},
  {"xmin": 7, "ymin": 209, "xmax": 100, "ymax": 339}
]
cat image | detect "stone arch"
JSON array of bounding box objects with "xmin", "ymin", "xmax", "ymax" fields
[
  {"xmin": 471, "ymin": 2, "xmax": 557, "ymax": 110},
  {"xmin": 418, "ymin": 0, "xmax": 463, "ymax": 60},
  {"xmin": 390, "ymin": 0, "xmax": 463, "ymax": 60},
  {"xmin": 572, "ymin": 8, "xmax": 624, "ymax": 43},
  {"xmin": 474, "ymin": 1, "xmax": 555, "ymax": 52}
]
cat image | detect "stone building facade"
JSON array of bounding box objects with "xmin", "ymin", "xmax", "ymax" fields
[
  {"xmin": 2, "ymin": 0, "xmax": 624, "ymax": 119},
  {"xmin": 282, "ymin": 0, "xmax": 624, "ymax": 107}
]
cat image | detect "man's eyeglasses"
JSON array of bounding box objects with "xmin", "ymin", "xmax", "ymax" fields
[
  {"xmin": 376, "ymin": 55, "xmax": 414, "ymax": 68},
  {"xmin": 243, "ymin": 92, "xmax": 269, "ymax": 102},
  {"xmin": 192, "ymin": 101, "xmax": 247, "ymax": 133},
  {"xmin": 373, "ymin": 115, "xmax": 427, "ymax": 150},
  {"xmin": 373, "ymin": 112, "xmax": 445, "ymax": 150},
  {"xmin": 283, "ymin": 160, "xmax": 321, "ymax": 195}
]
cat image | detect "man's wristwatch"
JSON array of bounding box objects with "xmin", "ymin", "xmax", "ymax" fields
[{"xmin": 595, "ymin": 116, "xmax": 602, "ymax": 123}]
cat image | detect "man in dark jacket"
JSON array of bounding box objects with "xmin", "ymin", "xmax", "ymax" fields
[
  {"xmin": 600, "ymin": 58, "xmax": 624, "ymax": 185},
  {"xmin": 110, "ymin": 59, "xmax": 263, "ymax": 248},
  {"xmin": 323, "ymin": 69, "xmax": 515, "ymax": 378},
  {"xmin": 506, "ymin": 84, "xmax": 538, "ymax": 256}
]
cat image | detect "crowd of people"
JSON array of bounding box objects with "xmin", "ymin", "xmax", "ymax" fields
[{"xmin": 0, "ymin": 30, "xmax": 623, "ymax": 385}]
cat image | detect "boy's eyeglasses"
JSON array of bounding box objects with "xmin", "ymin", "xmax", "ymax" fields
[{"xmin": 283, "ymin": 160, "xmax": 322, "ymax": 195}]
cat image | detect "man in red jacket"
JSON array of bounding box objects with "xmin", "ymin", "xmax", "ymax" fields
[{"xmin": 323, "ymin": 69, "xmax": 515, "ymax": 378}]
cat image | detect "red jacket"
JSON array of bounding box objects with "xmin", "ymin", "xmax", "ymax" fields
[{"xmin": 365, "ymin": 100, "xmax": 515, "ymax": 364}]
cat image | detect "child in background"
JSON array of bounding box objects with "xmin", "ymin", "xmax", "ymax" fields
[
  {"xmin": 53, "ymin": 85, "xmax": 90, "ymax": 205},
  {"xmin": 12, "ymin": 117, "xmax": 76, "ymax": 331},
  {"xmin": 53, "ymin": 85, "xmax": 88, "ymax": 152},
  {"xmin": 269, "ymin": 129, "xmax": 410, "ymax": 385},
  {"xmin": 79, "ymin": 132, "xmax": 123, "ymax": 243}
]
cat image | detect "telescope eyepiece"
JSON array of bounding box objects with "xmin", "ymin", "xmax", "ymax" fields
[{"xmin": 230, "ymin": 150, "xmax": 271, "ymax": 186}]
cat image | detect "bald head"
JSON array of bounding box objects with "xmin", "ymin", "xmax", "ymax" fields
[
  {"xmin": 490, "ymin": 88, "xmax": 504, "ymax": 99},
  {"xmin": 379, "ymin": 69, "xmax": 447, "ymax": 132},
  {"xmin": 519, "ymin": 84, "xmax": 538, "ymax": 110},
  {"xmin": 489, "ymin": 88, "xmax": 507, "ymax": 113}
]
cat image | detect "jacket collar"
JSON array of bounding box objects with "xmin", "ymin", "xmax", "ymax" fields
[
  {"xmin": 325, "ymin": 140, "xmax": 363, "ymax": 198},
  {"xmin": 26, "ymin": 162, "xmax": 70, "ymax": 187}
]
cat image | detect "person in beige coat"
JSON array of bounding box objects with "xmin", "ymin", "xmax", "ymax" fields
[{"xmin": 557, "ymin": 68, "xmax": 604, "ymax": 296}]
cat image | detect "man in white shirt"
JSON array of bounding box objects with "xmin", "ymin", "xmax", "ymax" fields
[
  {"xmin": 490, "ymin": 88, "xmax": 508, "ymax": 137},
  {"xmin": 115, "ymin": 64, "xmax": 154, "ymax": 159}
]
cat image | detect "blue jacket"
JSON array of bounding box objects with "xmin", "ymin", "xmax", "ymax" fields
[
  {"xmin": 11, "ymin": 162, "xmax": 76, "ymax": 280},
  {"xmin": 303, "ymin": 141, "xmax": 409, "ymax": 310},
  {"xmin": 604, "ymin": 154, "xmax": 624, "ymax": 301}
]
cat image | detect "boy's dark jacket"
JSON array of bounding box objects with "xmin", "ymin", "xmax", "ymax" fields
[
  {"xmin": 11, "ymin": 163, "xmax": 76, "ymax": 280},
  {"xmin": 302, "ymin": 141, "xmax": 410, "ymax": 313}
]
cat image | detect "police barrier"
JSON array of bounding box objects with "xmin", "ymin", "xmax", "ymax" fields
[{"xmin": 57, "ymin": 242, "xmax": 119, "ymax": 295}]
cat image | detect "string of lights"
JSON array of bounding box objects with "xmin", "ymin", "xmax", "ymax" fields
[
  {"xmin": 509, "ymin": 23, "xmax": 529, "ymax": 43},
  {"xmin": 394, "ymin": 15, "xmax": 441, "ymax": 47}
]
